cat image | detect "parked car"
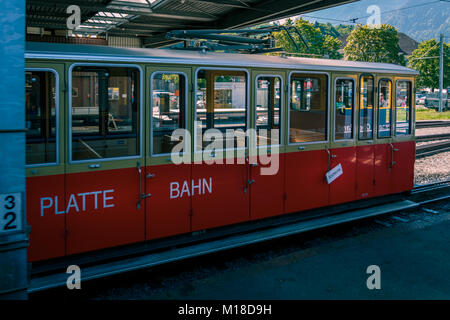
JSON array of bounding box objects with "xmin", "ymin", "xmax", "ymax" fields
[
  {"xmin": 424, "ymin": 92, "xmax": 450, "ymax": 110},
  {"xmin": 416, "ymin": 93, "xmax": 426, "ymax": 105}
]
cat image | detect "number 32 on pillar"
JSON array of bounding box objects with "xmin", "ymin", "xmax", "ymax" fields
[{"xmin": 0, "ymin": 193, "xmax": 23, "ymax": 234}]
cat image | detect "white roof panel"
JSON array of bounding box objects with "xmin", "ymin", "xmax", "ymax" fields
[{"xmin": 25, "ymin": 42, "xmax": 419, "ymax": 75}]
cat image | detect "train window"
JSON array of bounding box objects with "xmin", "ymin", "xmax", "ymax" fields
[
  {"xmin": 71, "ymin": 66, "xmax": 140, "ymax": 161},
  {"xmin": 196, "ymin": 69, "xmax": 247, "ymax": 150},
  {"xmin": 289, "ymin": 73, "xmax": 328, "ymax": 143},
  {"xmin": 395, "ymin": 81, "xmax": 412, "ymax": 135},
  {"xmin": 151, "ymin": 73, "xmax": 186, "ymax": 155},
  {"xmin": 359, "ymin": 75, "xmax": 374, "ymax": 140},
  {"xmin": 256, "ymin": 76, "xmax": 281, "ymax": 146},
  {"xmin": 25, "ymin": 70, "xmax": 57, "ymax": 165},
  {"xmin": 378, "ymin": 79, "xmax": 392, "ymax": 138},
  {"xmin": 334, "ymin": 78, "xmax": 354, "ymax": 140}
]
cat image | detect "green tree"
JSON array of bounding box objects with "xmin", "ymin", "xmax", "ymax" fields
[
  {"xmin": 408, "ymin": 39, "xmax": 449, "ymax": 90},
  {"xmin": 272, "ymin": 18, "xmax": 342, "ymax": 59},
  {"xmin": 344, "ymin": 24, "xmax": 406, "ymax": 65},
  {"xmin": 335, "ymin": 24, "xmax": 354, "ymax": 37}
]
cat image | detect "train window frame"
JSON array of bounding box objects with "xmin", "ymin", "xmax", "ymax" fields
[
  {"xmin": 68, "ymin": 63, "xmax": 143, "ymax": 164},
  {"xmin": 377, "ymin": 78, "xmax": 393, "ymax": 139},
  {"xmin": 394, "ymin": 79, "xmax": 413, "ymax": 136},
  {"xmin": 194, "ymin": 67, "xmax": 250, "ymax": 153},
  {"xmin": 287, "ymin": 70, "xmax": 330, "ymax": 146},
  {"xmin": 254, "ymin": 74, "xmax": 283, "ymax": 148},
  {"xmin": 150, "ymin": 71, "xmax": 188, "ymax": 157},
  {"xmin": 333, "ymin": 77, "xmax": 355, "ymax": 142},
  {"xmin": 25, "ymin": 68, "xmax": 60, "ymax": 168},
  {"xmin": 358, "ymin": 73, "xmax": 375, "ymax": 141}
]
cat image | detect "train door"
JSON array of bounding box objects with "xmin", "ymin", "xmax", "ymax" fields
[
  {"xmin": 191, "ymin": 68, "xmax": 250, "ymax": 231},
  {"xmin": 249, "ymin": 72, "xmax": 285, "ymax": 219},
  {"xmin": 145, "ymin": 68, "xmax": 191, "ymax": 240},
  {"xmin": 285, "ymin": 72, "xmax": 329, "ymax": 214},
  {"xmin": 373, "ymin": 76, "xmax": 394, "ymax": 197},
  {"xmin": 329, "ymin": 75, "xmax": 357, "ymax": 205},
  {"xmin": 25, "ymin": 65, "xmax": 66, "ymax": 262},
  {"xmin": 390, "ymin": 78, "xmax": 415, "ymax": 193},
  {"xmin": 65, "ymin": 64, "xmax": 145, "ymax": 255},
  {"xmin": 356, "ymin": 74, "xmax": 376, "ymax": 200}
]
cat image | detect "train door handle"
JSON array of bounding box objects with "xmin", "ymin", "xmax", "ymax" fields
[
  {"xmin": 136, "ymin": 162, "xmax": 150, "ymax": 210},
  {"xmin": 244, "ymin": 157, "xmax": 255, "ymax": 193},
  {"xmin": 389, "ymin": 144, "xmax": 399, "ymax": 171},
  {"xmin": 146, "ymin": 173, "xmax": 155, "ymax": 179},
  {"xmin": 326, "ymin": 148, "xmax": 336, "ymax": 171},
  {"xmin": 137, "ymin": 162, "xmax": 142, "ymax": 210}
]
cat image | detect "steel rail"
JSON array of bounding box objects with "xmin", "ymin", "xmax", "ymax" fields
[
  {"xmin": 416, "ymin": 140, "xmax": 450, "ymax": 158},
  {"xmin": 416, "ymin": 120, "xmax": 450, "ymax": 129},
  {"xmin": 415, "ymin": 133, "xmax": 450, "ymax": 142}
]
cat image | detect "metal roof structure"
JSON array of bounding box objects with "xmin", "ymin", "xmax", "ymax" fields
[
  {"xmin": 26, "ymin": 0, "xmax": 358, "ymax": 48},
  {"xmin": 25, "ymin": 42, "xmax": 419, "ymax": 75}
]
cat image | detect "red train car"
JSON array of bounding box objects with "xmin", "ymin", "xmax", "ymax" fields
[{"xmin": 25, "ymin": 42, "xmax": 417, "ymax": 262}]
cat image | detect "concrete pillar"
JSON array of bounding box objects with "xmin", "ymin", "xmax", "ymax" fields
[{"xmin": 0, "ymin": 0, "xmax": 28, "ymax": 299}]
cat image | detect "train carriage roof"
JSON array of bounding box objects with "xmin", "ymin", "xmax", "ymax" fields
[{"xmin": 26, "ymin": 42, "xmax": 419, "ymax": 76}]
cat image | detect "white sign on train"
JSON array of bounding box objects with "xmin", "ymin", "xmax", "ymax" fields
[{"xmin": 326, "ymin": 164, "xmax": 343, "ymax": 184}]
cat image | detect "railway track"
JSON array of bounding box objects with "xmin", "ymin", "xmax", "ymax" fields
[
  {"xmin": 29, "ymin": 181, "xmax": 450, "ymax": 294},
  {"xmin": 415, "ymin": 133, "xmax": 450, "ymax": 142},
  {"xmin": 416, "ymin": 140, "xmax": 450, "ymax": 158},
  {"xmin": 416, "ymin": 120, "xmax": 450, "ymax": 129}
]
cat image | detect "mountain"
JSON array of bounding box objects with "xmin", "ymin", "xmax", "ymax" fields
[{"xmin": 302, "ymin": 0, "xmax": 450, "ymax": 42}]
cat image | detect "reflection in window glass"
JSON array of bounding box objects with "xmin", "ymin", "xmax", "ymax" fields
[
  {"xmin": 396, "ymin": 81, "xmax": 412, "ymax": 135},
  {"xmin": 196, "ymin": 70, "xmax": 247, "ymax": 150},
  {"xmin": 335, "ymin": 79, "xmax": 354, "ymax": 140},
  {"xmin": 289, "ymin": 74, "xmax": 328, "ymax": 143},
  {"xmin": 359, "ymin": 75, "xmax": 374, "ymax": 140},
  {"xmin": 152, "ymin": 73, "xmax": 185, "ymax": 155},
  {"xmin": 25, "ymin": 70, "xmax": 57, "ymax": 165},
  {"xmin": 256, "ymin": 77, "xmax": 281, "ymax": 146},
  {"xmin": 378, "ymin": 79, "xmax": 392, "ymax": 138},
  {"xmin": 71, "ymin": 66, "xmax": 140, "ymax": 160}
]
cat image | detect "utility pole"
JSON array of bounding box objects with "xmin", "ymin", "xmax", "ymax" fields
[{"xmin": 439, "ymin": 33, "xmax": 444, "ymax": 113}]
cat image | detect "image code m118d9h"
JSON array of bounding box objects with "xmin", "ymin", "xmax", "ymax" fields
[{"xmin": 0, "ymin": 0, "xmax": 449, "ymax": 307}]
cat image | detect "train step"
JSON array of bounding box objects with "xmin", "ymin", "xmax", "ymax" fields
[{"xmin": 29, "ymin": 200, "xmax": 419, "ymax": 293}]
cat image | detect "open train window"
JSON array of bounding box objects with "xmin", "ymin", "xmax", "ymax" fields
[
  {"xmin": 359, "ymin": 74, "xmax": 374, "ymax": 140},
  {"xmin": 395, "ymin": 80, "xmax": 412, "ymax": 135},
  {"xmin": 195, "ymin": 69, "xmax": 248, "ymax": 151},
  {"xmin": 289, "ymin": 73, "xmax": 328, "ymax": 143},
  {"xmin": 378, "ymin": 79, "xmax": 393, "ymax": 138},
  {"xmin": 151, "ymin": 72, "xmax": 186, "ymax": 155},
  {"xmin": 70, "ymin": 65, "xmax": 140, "ymax": 161},
  {"xmin": 256, "ymin": 76, "xmax": 282, "ymax": 146},
  {"xmin": 25, "ymin": 70, "xmax": 58, "ymax": 165},
  {"xmin": 334, "ymin": 78, "xmax": 354, "ymax": 141}
]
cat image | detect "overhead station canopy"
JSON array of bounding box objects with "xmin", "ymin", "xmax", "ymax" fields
[{"xmin": 26, "ymin": 0, "xmax": 357, "ymax": 48}]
